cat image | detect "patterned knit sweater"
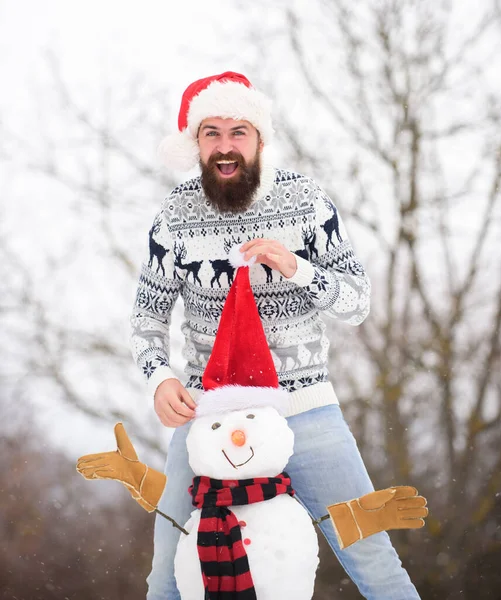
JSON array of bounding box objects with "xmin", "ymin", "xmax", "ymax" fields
[{"xmin": 130, "ymin": 164, "xmax": 371, "ymax": 416}]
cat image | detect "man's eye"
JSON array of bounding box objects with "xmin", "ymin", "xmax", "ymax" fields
[
  {"xmin": 207, "ymin": 131, "xmax": 218, "ymax": 137},
  {"xmin": 212, "ymin": 422, "xmax": 221, "ymax": 430},
  {"xmin": 246, "ymin": 414, "xmax": 255, "ymax": 419}
]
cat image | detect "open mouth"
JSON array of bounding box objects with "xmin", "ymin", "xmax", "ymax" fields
[
  {"xmin": 216, "ymin": 160, "xmax": 239, "ymax": 176},
  {"xmin": 222, "ymin": 447, "xmax": 255, "ymax": 469}
]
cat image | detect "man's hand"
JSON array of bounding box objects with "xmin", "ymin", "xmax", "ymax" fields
[
  {"xmin": 240, "ymin": 238, "xmax": 298, "ymax": 279},
  {"xmin": 154, "ymin": 378, "xmax": 196, "ymax": 427},
  {"xmin": 76, "ymin": 423, "xmax": 166, "ymax": 512},
  {"xmin": 327, "ymin": 486, "xmax": 428, "ymax": 549}
]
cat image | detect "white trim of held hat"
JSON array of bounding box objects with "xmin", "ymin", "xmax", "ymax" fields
[{"xmin": 195, "ymin": 385, "xmax": 289, "ymax": 419}]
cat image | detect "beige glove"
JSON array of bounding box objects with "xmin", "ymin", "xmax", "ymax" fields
[
  {"xmin": 76, "ymin": 423, "xmax": 166, "ymax": 512},
  {"xmin": 327, "ymin": 486, "xmax": 428, "ymax": 549}
]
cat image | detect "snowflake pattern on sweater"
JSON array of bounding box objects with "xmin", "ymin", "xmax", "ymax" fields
[{"xmin": 130, "ymin": 168, "xmax": 370, "ymax": 394}]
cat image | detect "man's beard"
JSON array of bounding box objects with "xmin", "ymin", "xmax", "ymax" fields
[{"xmin": 200, "ymin": 149, "xmax": 261, "ymax": 214}]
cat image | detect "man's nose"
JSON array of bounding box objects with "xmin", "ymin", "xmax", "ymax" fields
[{"xmin": 216, "ymin": 135, "xmax": 233, "ymax": 155}]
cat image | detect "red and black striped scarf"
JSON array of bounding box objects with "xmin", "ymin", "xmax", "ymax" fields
[{"xmin": 189, "ymin": 472, "xmax": 295, "ymax": 600}]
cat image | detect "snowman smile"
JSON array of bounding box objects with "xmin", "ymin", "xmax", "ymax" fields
[{"xmin": 222, "ymin": 447, "xmax": 255, "ymax": 469}]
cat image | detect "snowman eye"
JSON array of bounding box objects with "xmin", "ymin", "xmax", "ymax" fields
[
  {"xmin": 246, "ymin": 414, "xmax": 255, "ymax": 419},
  {"xmin": 211, "ymin": 422, "xmax": 221, "ymax": 430}
]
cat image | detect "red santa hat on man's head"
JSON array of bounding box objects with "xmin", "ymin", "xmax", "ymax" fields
[
  {"xmin": 158, "ymin": 72, "xmax": 274, "ymax": 172},
  {"xmin": 195, "ymin": 244, "xmax": 288, "ymax": 419}
]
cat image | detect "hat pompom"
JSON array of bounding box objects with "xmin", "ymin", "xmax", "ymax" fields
[
  {"xmin": 228, "ymin": 242, "xmax": 256, "ymax": 268},
  {"xmin": 157, "ymin": 132, "xmax": 199, "ymax": 172}
]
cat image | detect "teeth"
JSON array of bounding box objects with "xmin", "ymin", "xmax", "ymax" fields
[{"xmin": 216, "ymin": 160, "xmax": 238, "ymax": 164}]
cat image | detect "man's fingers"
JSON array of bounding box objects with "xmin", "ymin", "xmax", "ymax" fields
[
  {"xmin": 159, "ymin": 402, "xmax": 192, "ymax": 427},
  {"xmin": 240, "ymin": 238, "xmax": 273, "ymax": 251},
  {"xmin": 161, "ymin": 413, "xmax": 191, "ymax": 427},
  {"xmin": 179, "ymin": 388, "xmax": 196, "ymax": 411},
  {"xmin": 154, "ymin": 381, "xmax": 195, "ymax": 427},
  {"xmin": 170, "ymin": 395, "xmax": 195, "ymax": 418},
  {"xmin": 246, "ymin": 246, "xmax": 288, "ymax": 272},
  {"xmin": 243, "ymin": 240, "xmax": 278, "ymax": 251},
  {"xmin": 243, "ymin": 241, "xmax": 283, "ymax": 260},
  {"xmin": 245, "ymin": 245, "xmax": 282, "ymax": 260}
]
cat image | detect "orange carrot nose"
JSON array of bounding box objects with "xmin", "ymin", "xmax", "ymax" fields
[{"xmin": 231, "ymin": 430, "xmax": 246, "ymax": 447}]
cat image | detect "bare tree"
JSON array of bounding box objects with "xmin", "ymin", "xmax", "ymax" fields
[
  {"xmin": 242, "ymin": 1, "xmax": 501, "ymax": 597},
  {"xmin": 0, "ymin": 394, "xmax": 154, "ymax": 600}
]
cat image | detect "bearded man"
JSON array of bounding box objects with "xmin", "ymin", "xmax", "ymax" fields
[{"xmin": 130, "ymin": 72, "xmax": 421, "ymax": 599}]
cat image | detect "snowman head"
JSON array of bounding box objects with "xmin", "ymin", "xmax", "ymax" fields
[{"xmin": 187, "ymin": 386, "xmax": 294, "ymax": 479}]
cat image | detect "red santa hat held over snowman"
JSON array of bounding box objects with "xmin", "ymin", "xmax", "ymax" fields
[
  {"xmin": 195, "ymin": 244, "xmax": 289, "ymax": 419},
  {"xmin": 158, "ymin": 71, "xmax": 274, "ymax": 172}
]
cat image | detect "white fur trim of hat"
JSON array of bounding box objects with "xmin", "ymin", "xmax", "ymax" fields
[{"xmin": 195, "ymin": 385, "xmax": 289, "ymax": 419}]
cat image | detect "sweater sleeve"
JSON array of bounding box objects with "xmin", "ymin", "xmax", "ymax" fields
[
  {"xmin": 287, "ymin": 184, "xmax": 371, "ymax": 325},
  {"xmin": 130, "ymin": 203, "xmax": 183, "ymax": 395}
]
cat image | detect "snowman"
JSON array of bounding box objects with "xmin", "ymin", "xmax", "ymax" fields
[{"xmin": 174, "ymin": 394, "xmax": 319, "ymax": 600}]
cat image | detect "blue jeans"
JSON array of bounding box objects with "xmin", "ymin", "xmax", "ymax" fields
[{"xmin": 147, "ymin": 404, "xmax": 420, "ymax": 599}]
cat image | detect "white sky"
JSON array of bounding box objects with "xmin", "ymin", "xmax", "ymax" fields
[{"xmin": 0, "ymin": 0, "xmax": 259, "ymax": 115}]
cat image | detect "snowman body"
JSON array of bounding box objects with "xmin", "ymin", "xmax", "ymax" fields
[
  {"xmin": 175, "ymin": 495, "xmax": 318, "ymax": 600},
  {"xmin": 174, "ymin": 399, "xmax": 319, "ymax": 599}
]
